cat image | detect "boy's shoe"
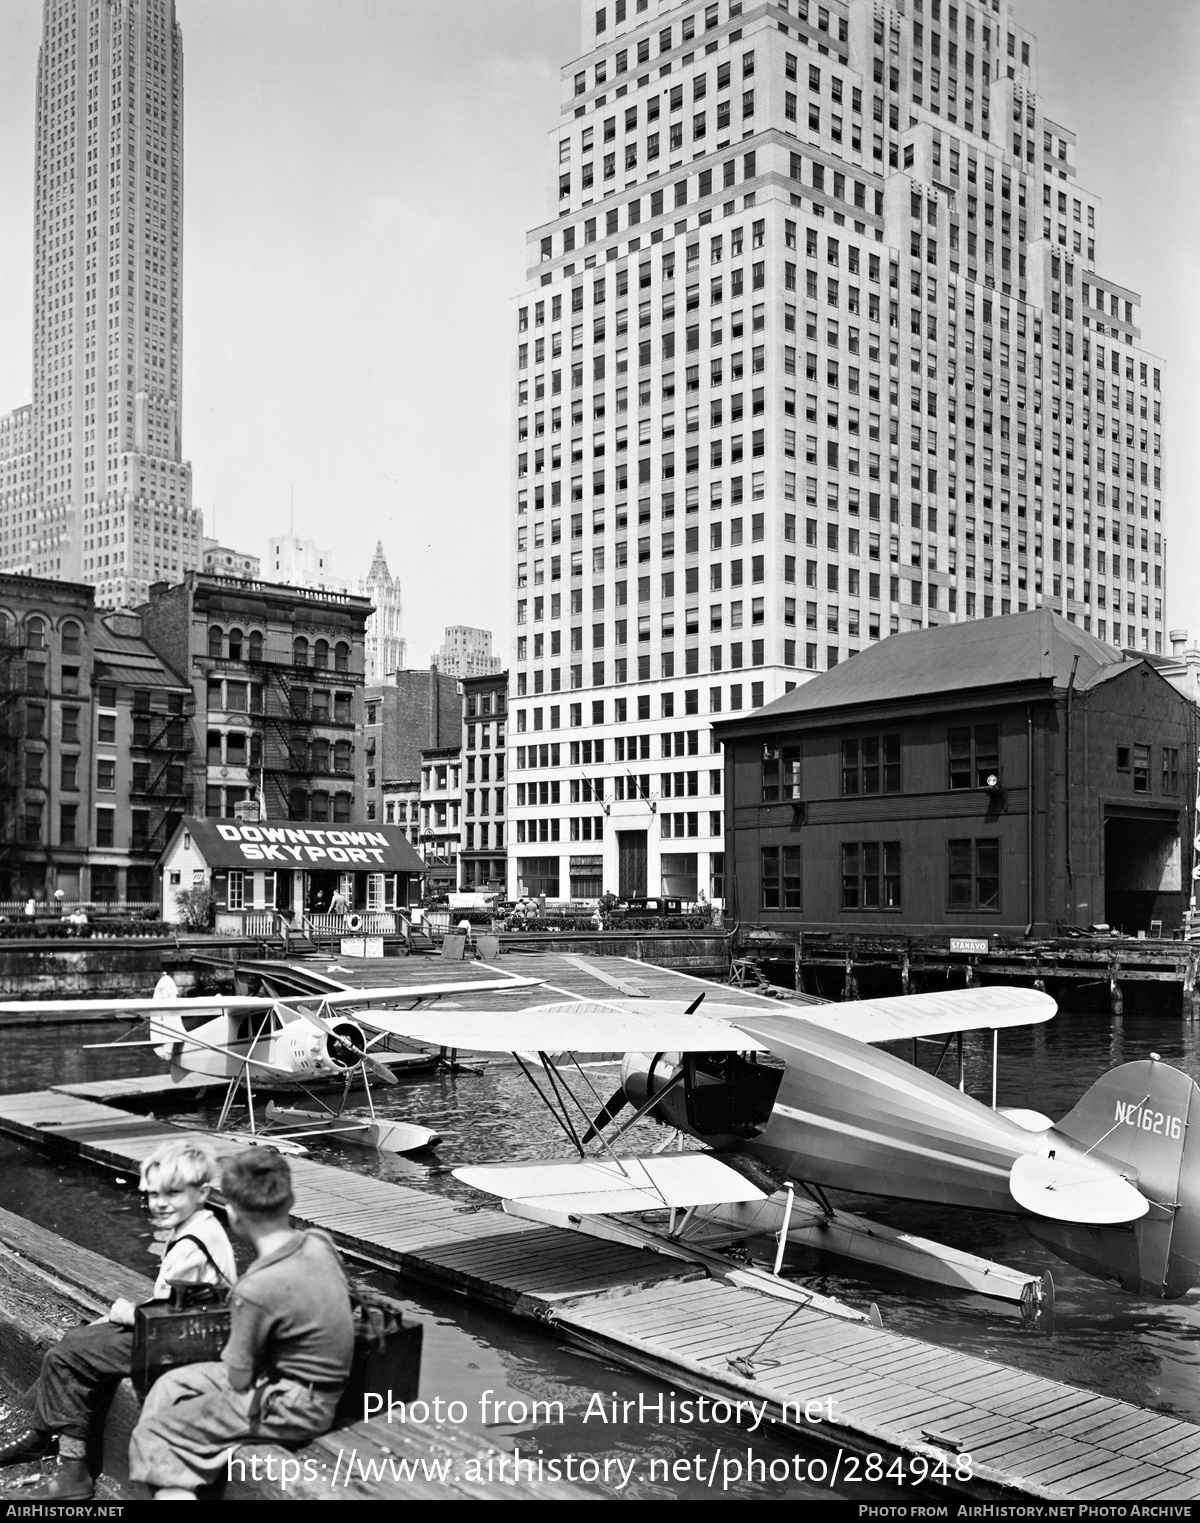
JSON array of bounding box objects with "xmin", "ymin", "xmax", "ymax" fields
[
  {"xmin": 6, "ymin": 1458, "xmax": 93, "ymax": 1501},
  {"xmin": 0, "ymin": 1428, "xmax": 55, "ymax": 1466}
]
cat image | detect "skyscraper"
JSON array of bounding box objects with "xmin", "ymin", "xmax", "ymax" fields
[
  {"xmin": 360, "ymin": 540, "xmax": 405, "ymax": 683},
  {"xmin": 436, "ymin": 626, "xmax": 501, "ymax": 679},
  {"xmin": 0, "ymin": 0, "xmax": 201, "ymax": 607},
  {"xmin": 509, "ymin": 0, "xmax": 1164, "ymax": 905}
]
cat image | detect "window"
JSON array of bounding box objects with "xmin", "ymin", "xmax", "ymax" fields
[
  {"xmin": 948, "ymin": 838, "xmax": 1000, "ymax": 910},
  {"xmin": 97, "ymin": 713, "xmax": 117, "ymax": 745},
  {"xmin": 762, "ymin": 741, "xmax": 801, "ymax": 801},
  {"xmin": 841, "ymin": 841, "xmax": 901, "ymax": 910},
  {"xmin": 96, "ymin": 807, "xmax": 115, "ymax": 848},
  {"xmin": 1132, "ymin": 743, "xmax": 1150, "ymax": 794},
  {"xmin": 97, "ymin": 758, "xmax": 116, "ymax": 791},
  {"xmin": 227, "ymin": 870, "xmax": 246, "ymax": 911},
  {"xmin": 947, "ymin": 723, "xmax": 999, "ymax": 789},
  {"xmin": 761, "ymin": 845, "xmax": 802, "ymax": 909},
  {"xmin": 841, "ymin": 734, "xmax": 900, "ymax": 794},
  {"xmin": 208, "ymin": 626, "xmax": 223, "ymax": 658},
  {"xmin": 61, "ymin": 621, "xmax": 81, "ymax": 655},
  {"xmin": 1163, "ymin": 747, "xmax": 1180, "ymax": 796}
]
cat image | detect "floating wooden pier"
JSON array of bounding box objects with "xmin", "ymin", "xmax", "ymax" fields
[{"xmin": 0, "ymin": 1078, "xmax": 1197, "ymax": 1500}]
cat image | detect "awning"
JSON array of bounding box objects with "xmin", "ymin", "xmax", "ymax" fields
[{"xmin": 164, "ymin": 817, "xmax": 425, "ymax": 873}]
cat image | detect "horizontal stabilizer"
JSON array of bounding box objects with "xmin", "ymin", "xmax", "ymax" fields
[
  {"xmin": 998, "ymin": 1107, "xmax": 1054, "ymax": 1133},
  {"xmin": 1009, "ymin": 1151, "xmax": 1148, "ymax": 1224},
  {"xmin": 455, "ymin": 1152, "xmax": 766, "ymax": 1215}
]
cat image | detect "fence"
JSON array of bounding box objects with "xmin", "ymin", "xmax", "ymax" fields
[{"xmin": 0, "ymin": 900, "xmax": 160, "ymax": 919}]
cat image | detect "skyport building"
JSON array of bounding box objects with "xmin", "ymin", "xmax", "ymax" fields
[{"xmin": 507, "ymin": 0, "xmax": 1165, "ymax": 905}]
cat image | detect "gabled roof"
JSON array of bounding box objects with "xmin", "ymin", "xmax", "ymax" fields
[{"xmin": 746, "ymin": 608, "xmax": 1136, "ymax": 723}]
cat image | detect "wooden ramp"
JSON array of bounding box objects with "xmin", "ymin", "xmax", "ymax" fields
[{"xmin": 0, "ymin": 1087, "xmax": 1198, "ymax": 1501}]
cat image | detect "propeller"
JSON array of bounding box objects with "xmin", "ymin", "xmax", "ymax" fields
[
  {"xmin": 286, "ymin": 1003, "xmax": 399, "ymax": 1085},
  {"xmin": 580, "ymin": 1086, "xmax": 631, "ymax": 1145}
]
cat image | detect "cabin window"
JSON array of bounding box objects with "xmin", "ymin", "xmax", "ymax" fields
[
  {"xmin": 947, "ymin": 723, "xmax": 999, "ymax": 789},
  {"xmin": 841, "ymin": 734, "xmax": 900, "ymax": 795},
  {"xmin": 761, "ymin": 844, "xmax": 801, "ymax": 909},
  {"xmin": 947, "ymin": 838, "xmax": 1000, "ymax": 910},
  {"xmin": 841, "ymin": 840, "xmax": 901, "ymax": 909},
  {"xmin": 762, "ymin": 741, "xmax": 802, "ymax": 801}
]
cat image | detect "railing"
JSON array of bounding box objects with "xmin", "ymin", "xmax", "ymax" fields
[
  {"xmin": 306, "ymin": 911, "xmax": 398, "ymax": 935},
  {"xmin": 0, "ymin": 900, "xmax": 160, "ymax": 918}
]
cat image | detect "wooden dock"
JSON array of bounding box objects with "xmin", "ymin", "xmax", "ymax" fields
[
  {"xmin": 738, "ymin": 929, "xmax": 1200, "ymax": 1015},
  {"xmin": 0, "ymin": 1206, "xmax": 584, "ymax": 1501},
  {"xmin": 0, "ymin": 1081, "xmax": 1197, "ymax": 1501}
]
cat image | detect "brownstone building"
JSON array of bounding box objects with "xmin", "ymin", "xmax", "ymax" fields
[
  {"xmin": 0, "ymin": 574, "xmax": 94, "ymax": 902},
  {"xmin": 716, "ymin": 610, "xmax": 1197, "ymax": 938},
  {"xmin": 140, "ymin": 571, "xmax": 372, "ymax": 825}
]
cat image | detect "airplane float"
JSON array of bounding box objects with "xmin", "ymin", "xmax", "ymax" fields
[
  {"xmin": 322, "ymin": 983, "xmax": 1200, "ymax": 1308},
  {"xmin": 0, "ymin": 970, "xmax": 546, "ymax": 1156}
]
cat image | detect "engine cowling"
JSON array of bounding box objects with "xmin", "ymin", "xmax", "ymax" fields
[
  {"xmin": 276, "ymin": 1019, "xmax": 367, "ymax": 1077},
  {"xmin": 620, "ymin": 1049, "xmax": 784, "ymax": 1145}
]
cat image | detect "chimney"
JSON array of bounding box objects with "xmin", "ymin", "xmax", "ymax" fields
[
  {"xmin": 430, "ymin": 659, "xmax": 439, "ymax": 747},
  {"xmin": 1170, "ymin": 628, "xmax": 1188, "ymax": 658}
]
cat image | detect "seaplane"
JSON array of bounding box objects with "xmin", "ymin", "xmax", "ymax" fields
[
  {"xmin": 323, "ymin": 983, "xmax": 1200, "ymax": 1310},
  {"xmin": 2, "ymin": 969, "xmax": 546, "ymax": 1156}
]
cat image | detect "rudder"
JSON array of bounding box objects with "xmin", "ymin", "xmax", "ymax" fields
[{"xmin": 1046, "ymin": 1058, "xmax": 1200, "ymax": 1298}]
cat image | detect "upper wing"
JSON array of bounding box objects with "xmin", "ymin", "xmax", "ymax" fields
[
  {"xmin": 348, "ymin": 998, "xmax": 768, "ymax": 1054},
  {"xmin": 0, "ymin": 975, "xmax": 545, "ymax": 1023},
  {"xmin": 780, "ymin": 986, "xmax": 1057, "ymax": 1045}
]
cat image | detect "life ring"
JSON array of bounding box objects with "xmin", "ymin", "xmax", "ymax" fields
[{"xmin": 346, "ymin": 913, "xmax": 363, "ymax": 932}]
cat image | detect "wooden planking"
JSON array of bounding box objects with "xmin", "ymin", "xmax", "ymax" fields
[
  {"xmin": 553, "ymin": 1277, "xmax": 1200, "ymax": 1501},
  {"xmin": 1, "ymin": 1088, "xmax": 1198, "ymax": 1502}
]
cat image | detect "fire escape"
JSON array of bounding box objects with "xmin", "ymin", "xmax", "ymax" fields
[
  {"xmin": 130, "ymin": 693, "xmax": 195, "ymax": 856},
  {"xmin": 251, "ymin": 653, "xmax": 360, "ymax": 822},
  {"xmin": 0, "ymin": 628, "xmax": 26, "ymax": 885}
]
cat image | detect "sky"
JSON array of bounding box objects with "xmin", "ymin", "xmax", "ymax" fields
[{"xmin": 0, "ymin": 1, "xmax": 1197, "ymax": 664}]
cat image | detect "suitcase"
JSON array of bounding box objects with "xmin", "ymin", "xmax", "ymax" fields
[{"xmin": 130, "ymin": 1283, "xmax": 232, "ymax": 1399}]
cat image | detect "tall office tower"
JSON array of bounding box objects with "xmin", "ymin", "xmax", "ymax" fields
[
  {"xmin": 436, "ymin": 626, "xmax": 502, "ymax": 679},
  {"xmin": 509, "ymin": 0, "xmax": 1164, "ymax": 905},
  {"xmin": 3, "ymin": 0, "xmax": 201, "ymax": 608},
  {"xmin": 0, "ymin": 407, "xmax": 35, "ymax": 573},
  {"xmin": 360, "ymin": 540, "xmax": 406, "ymax": 683}
]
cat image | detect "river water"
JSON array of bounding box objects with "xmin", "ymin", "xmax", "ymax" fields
[{"xmin": 1, "ymin": 990, "xmax": 1198, "ymax": 1499}]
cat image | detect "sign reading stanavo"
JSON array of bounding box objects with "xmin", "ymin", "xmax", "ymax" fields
[{"xmin": 215, "ymin": 824, "xmax": 396, "ymax": 865}]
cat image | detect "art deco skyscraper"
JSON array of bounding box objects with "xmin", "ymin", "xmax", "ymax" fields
[
  {"xmin": 1, "ymin": 0, "xmax": 201, "ymax": 606},
  {"xmin": 507, "ymin": 0, "xmax": 1165, "ymax": 906}
]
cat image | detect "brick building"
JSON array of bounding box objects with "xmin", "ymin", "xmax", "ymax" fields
[
  {"xmin": 140, "ymin": 571, "xmax": 371, "ymax": 825},
  {"xmin": 91, "ymin": 609, "xmax": 193, "ymax": 904},
  {"xmin": 0, "ymin": 575, "xmax": 94, "ymax": 902},
  {"xmin": 716, "ymin": 609, "xmax": 1195, "ymax": 938},
  {"xmin": 460, "ymin": 671, "xmax": 508, "ymax": 893},
  {"xmin": 364, "ymin": 667, "xmax": 461, "ymax": 832}
]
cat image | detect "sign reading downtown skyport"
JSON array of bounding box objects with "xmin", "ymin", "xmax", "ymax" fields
[{"xmin": 167, "ymin": 817, "xmax": 425, "ymax": 874}]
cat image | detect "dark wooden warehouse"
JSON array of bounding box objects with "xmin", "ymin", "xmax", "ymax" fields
[{"xmin": 714, "ymin": 610, "xmax": 1198, "ymax": 938}]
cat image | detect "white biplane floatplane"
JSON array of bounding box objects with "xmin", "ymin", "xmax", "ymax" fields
[
  {"xmin": 1, "ymin": 969, "xmax": 548, "ymax": 1156},
  {"xmin": 293, "ymin": 981, "xmax": 1200, "ymax": 1316}
]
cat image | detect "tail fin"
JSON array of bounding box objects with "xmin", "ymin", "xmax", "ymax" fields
[
  {"xmin": 1032, "ymin": 1059, "xmax": 1200, "ymax": 1299},
  {"xmin": 150, "ymin": 1003, "xmax": 188, "ymax": 1062}
]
